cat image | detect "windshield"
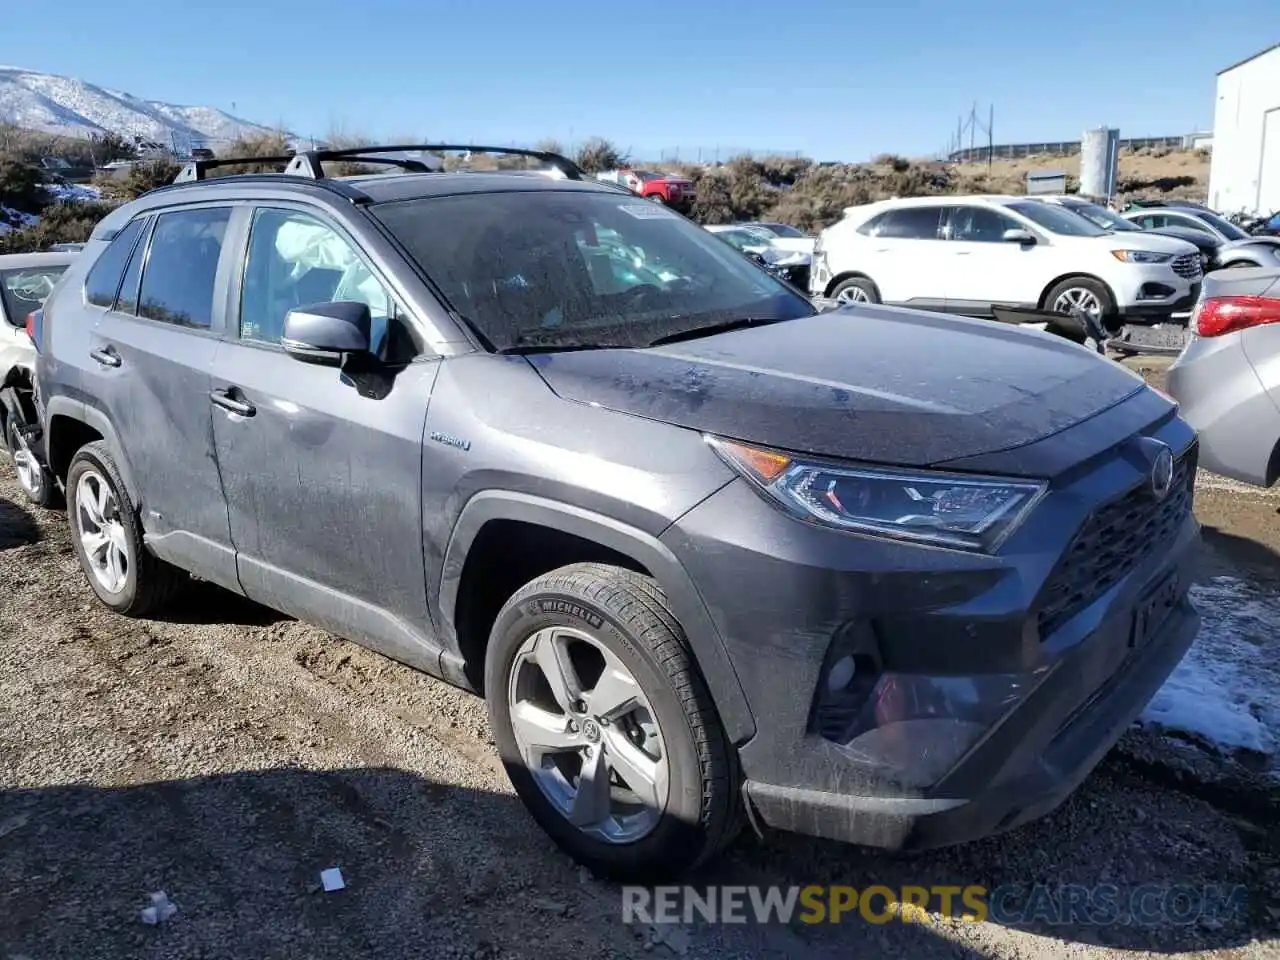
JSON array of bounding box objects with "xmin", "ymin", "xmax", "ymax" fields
[
  {"xmin": 715, "ymin": 229, "xmax": 767, "ymax": 252},
  {"xmin": 1190, "ymin": 209, "xmax": 1248, "ymax": 241},
  {"xmin": 1064, "ymin": 202, "xmax": 1141, "ymax": 232},
  {"xmin": 373, "ymin": 191, "xmax": 812, "ymax": 350},
  {"xmin": 1006, "ymin": 201, "xmax": 1108, "ymax": 237},
  {"xmin": 1, "ymin": 265, "xmax": 69, "ymax": 326},
  {"xmin": 630, "ymin": 171, "xmax": 664, "ymax": 183}
]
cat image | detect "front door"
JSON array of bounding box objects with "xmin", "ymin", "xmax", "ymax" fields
[
  {"xmin": 86, "ymin": 207, "xmax": 239, "ymax": 591},
  {"xmin": 941, "ymin": 205, "xmax": 1045, "ymax": 313},
  {"xmin": 209, "ymin": 205, "xmax": 442, "ymax": 667}
]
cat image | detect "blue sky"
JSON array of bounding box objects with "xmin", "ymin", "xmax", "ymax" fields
[{"xmin": 9, "ymin": 0, "xmax": 1277, "ymax": 160}]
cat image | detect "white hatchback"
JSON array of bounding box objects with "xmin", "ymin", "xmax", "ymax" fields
[{"xmin": 810, "ymin": 195, "xmax": 1202, "ymax": 327}]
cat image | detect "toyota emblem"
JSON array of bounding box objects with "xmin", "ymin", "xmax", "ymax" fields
[{"xmin": 1150, "ymin": 445, "xmax": 1175, "ymax": 500}]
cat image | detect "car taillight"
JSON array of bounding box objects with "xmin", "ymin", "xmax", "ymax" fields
[
  {"xmin": 1191, "ymin": 295, "xmax": 1280, "ymax": 337},
  {"xmin": 25, "ymin": 311, "xmax": 37, "ymax": 338}
]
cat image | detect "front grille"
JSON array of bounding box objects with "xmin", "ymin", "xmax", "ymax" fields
[
  {"xmin": 1172, "ymin": 253, "xmax": 1202, "ymax": 279},
  {"xmin": 1035, "ymin": 445, "xmax": 1196, "ymax": 639}
]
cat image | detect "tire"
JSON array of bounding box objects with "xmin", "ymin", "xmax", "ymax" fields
[
  {"xmin": 4, "ymin": 413, "xmax": 61, "ymax": 509},
  {"xmin": 1045, "ymin": 276, "xmax": 1117, "ymax": 331},
  {"xmin": 829, "ymin": 276, "xmax": 879, "ymax": 305},
  {"xmin": 66, "ymin": 441, "xmax": 183, "ymax": 616},
  {"xmin": 648, "ymin": 193, "xmax": 666, "ymax": 204},
  {"xmin": 1221, "ymin": 260, "xmax": 1255, "ymax": 269},
  {"xmin": 484, "ymin": 562, "xmax": 740, "ymax": 882}
]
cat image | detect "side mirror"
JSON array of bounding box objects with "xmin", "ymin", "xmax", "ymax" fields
[
  {"xmin": 282, "ymin": 301, "xmax": 371, "ymax": 366},
  {"xmin": 1003, "ymin": 228, "xmax": 1037, "ymax": 245}
]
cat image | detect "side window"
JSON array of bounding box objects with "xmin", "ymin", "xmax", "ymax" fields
[
  {"xmin": 1170, "ymin": 214, "xmax": 1216, "ymax": 237},
  {"xmin": 947, "ymin": 206, "xmax": 1020, "ymax": 242},
  {"xmin": 860, "ymin": 207, "xmax": 943, "ymax": 239},
  {"xmin": 84, "ymin": 218, "xmax": 146, "ymax": 307},
  {"xmin": 138, "ymin": 208, "xmax": 231, "ymax": 329},
  {"xmin": 240, "ymin": 208, "xmax": 408, "ymax": 359},
  {"xmin": 1134, "ymin": 215, "xmax": 1161, "ymax": 229},
  {"xmin": 114, "ymin": 218, "xmax": 152, "ymax": 314}
]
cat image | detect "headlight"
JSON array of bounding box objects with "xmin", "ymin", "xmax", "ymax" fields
[
  {"xmin": 708, "ymin": 438, "xmax": 1046, "ymax": 552},
  {"xmin": 1110, "ymin": 249, "xmax": 1173, "ymax": 263}
]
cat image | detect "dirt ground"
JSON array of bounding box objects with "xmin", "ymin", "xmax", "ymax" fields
[{"xmin": 1, "ymin": 369, "xmax": 1278, "ymax": 958}]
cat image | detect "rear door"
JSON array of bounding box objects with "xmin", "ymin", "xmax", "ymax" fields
[
  {"xmin": 209, "ymin": 203, "xmax": 442, "ymax": 661},
  {"xmin": 853, "ymin": 205, "xmax": 949, "ymax": 307},
  {"xmin": 85, "ymin": 205, "xmax": 239, "ymax": 591}
]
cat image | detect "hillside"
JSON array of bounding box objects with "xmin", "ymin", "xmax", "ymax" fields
[{"xmin": 0, "ymin": 66, "xmax": 277, "ymax": 146}]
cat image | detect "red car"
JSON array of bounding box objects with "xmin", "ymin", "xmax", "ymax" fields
[{"xmin": 597, "ymin": 168, "xmax": 696, "ymax": 211}]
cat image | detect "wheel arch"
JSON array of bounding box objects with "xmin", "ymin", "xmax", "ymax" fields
[
  {"xmin": 1037, "ymin": 273, "xmax": 1116, "ymax": 311},
  {"xmin": 824, "ymin": 271, "xmax": 880, "ymax": 299},
  {"xmin": 438, "ymin": 490, "xmax": 755, "ymax": 744},
  {"xmin": 43, "ymin": 396, "xmax": 140, "ymax": 501}
]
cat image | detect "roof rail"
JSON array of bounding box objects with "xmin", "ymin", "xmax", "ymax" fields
[
  {"xmin": 173, "ymin": 154, "xmax": 298, "ymax": 183},
  {"xmin": 281, "ymin": 144, "xmax": 588, "ymax": 181}
]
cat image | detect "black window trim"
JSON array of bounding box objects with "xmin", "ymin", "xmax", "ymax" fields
[
  {"xmin": 229, "ymin": 200, "xmax": 421, "ymax": 359},
  {"xmin": 110, "ymin": 215, "xmax": 155, "ymax": 315},
  {"xmin": 82, "ymin": 217, "xmax": 148, "ymax": 310}
]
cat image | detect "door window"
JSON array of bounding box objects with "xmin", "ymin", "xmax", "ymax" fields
[
  {"xmin": 83, "ymin": 218, "xmax": 146, "ymax": 308},
  {"xmin": 138, "ymin": 208, "xmax": 231, "ymax": 329},
  {"xmin": 114, "ymin": 218, "xmax": 153, "ymax": 315},
  {"xmin": 240, "ymin": 209, "xmax": 408, "ymax": 359},
  {"xmin": 946, "ymin": 206, "xmax": 1021, "ymax": 242},
  {"xmin": 857, "ymin": 207, "xmax": 944, "ymax": 239}
]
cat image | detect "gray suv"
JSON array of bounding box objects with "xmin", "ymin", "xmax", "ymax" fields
[{"xmin": 32, "ymin": 145, "xmax": 1202, "ymax": 881}]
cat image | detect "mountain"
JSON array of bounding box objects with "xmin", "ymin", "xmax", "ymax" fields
[{"xmin": 0, "ymin": 66, "xmax": 279, "ymax": 147}]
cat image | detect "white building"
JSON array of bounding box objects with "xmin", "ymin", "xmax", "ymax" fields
[{"xmin": 1208, "ymin": 43, "xmax": 1280, "ymax": 215}]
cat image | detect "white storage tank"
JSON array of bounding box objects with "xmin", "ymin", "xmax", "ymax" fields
[{"xmin": 1079, "ymin": 127, "xmax": 1120, "ymax": 200}]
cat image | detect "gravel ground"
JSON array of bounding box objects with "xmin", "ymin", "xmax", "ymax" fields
[{"xmin": 1, "ymin": 416, "xmax": 1278, "ymax": 958}]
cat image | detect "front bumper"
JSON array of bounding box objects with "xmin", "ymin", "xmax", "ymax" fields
[
  {"xmin": 1114, "ymin": 263, "xmax": 1200, "ymax": 319},
  {"xmin": 662, "ymin": 403, "xmax": 1200, "ymax": 850}
]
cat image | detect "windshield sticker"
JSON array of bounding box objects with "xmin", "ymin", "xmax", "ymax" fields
[{"xmin": 618, "ymin": 203, "xmax": 679, "ymax": 220}]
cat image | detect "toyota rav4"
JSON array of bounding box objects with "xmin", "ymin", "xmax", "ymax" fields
[{"xmin": 31, "ymin": 145, "xmax": 1201, "ymax": 881}]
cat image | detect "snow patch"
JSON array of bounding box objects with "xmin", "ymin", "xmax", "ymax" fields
[{"xmin": 1140, "ymin": 576, "xmax": 1280, "ymax": 757}]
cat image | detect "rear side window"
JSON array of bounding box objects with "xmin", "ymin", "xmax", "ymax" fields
[
  {"xmin": 114, "ymin": 218, "xmax": 152, "ymax": 314},
  {"xmin": 857, "ymin": 207, "xmax": 943, "ymax": 239},
  {"xmin": 138, "ymin": 208, "xmax": 231, "ymax": 329},
  {"xmin": 84, "ymin": 218, "xmax": 146, "ymax": 307}
]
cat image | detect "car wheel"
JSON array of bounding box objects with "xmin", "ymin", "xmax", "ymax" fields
[
  {"xmin": 1221, "ymin": 260, "xmax": 1255, "ymax": 269},
  {"xmin": 66, "ymin": 441, "xmax": 183, "ymax": 616},
  {"xmin": 5, "ymin": 416, "xmax": 60, "ymax": 509},
  {"xmin": 649, "ymin": 193, "xmax": 666, "ymax": 204},
  {"xmin": 829, "ymin": 276, "xmax": 880, "ymax": 305},
  {"xmin": 485, "ymin": 562, "xmax": 741, "ymax": 882},
  {"xmin": 1046, "ymin": 277, "xmax": 1116, "ymax": 331}
]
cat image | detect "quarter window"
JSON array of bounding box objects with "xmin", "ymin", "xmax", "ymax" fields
[
  {"xmin": 239, "ymin": 208, "xmax": 407, "ymax": 358},
  {"xmin": 138, "ymin": 208, "xmax": 231, "ymax": 329},
  {"xmin": 84, "ymin": 218, "xmax": 146, "ymax": 308},
  {"xmin": 114, "ymin": 218, "xmax": 152, "ymax": 314}
]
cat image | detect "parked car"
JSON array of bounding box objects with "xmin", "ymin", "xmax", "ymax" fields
[
  {"xmin": 1121, "ymin": 204, "xmax": 1280, "ymax": 270},
  {"xmin": 1035, "ymin": 196, "xmax": 1218, "ymax": 275},
  {"xmin": 32, "ymin": 145, "xmax": 1201, "ymax": 882},
  {"xmin": 811, "ymin": 195, "xmax": 1202, "ymax": 329},
  {"xmin": 1166, "ymin": 267, "xmax": 1280, "ymax": 487},
  {"xmin": 704, "ymin": 225, "xmax": 811, "ymax": 288},
  {"xmin": 735, "ymin": 221, "xmax": 816, "ymax": 256},
  {"xmin": 0, "ymin": 251, "xmax": 77, "ymax": 506},
  {"xmin": 594, "ymin": 169, "xmax": 696, "ymax": 211}
]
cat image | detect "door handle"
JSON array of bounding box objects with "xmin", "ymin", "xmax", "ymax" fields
[
  {"xmin": 209, "ymin": 389, "xmax": 256, "ymax": 418},
  {"xmin": 89, "ymin": 346, "xmax": 121, "ymax": 368}
]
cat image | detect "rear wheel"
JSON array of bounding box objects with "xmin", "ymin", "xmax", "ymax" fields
[
  {"xmin": 484, "ymin": 562, "xmax": 740, "ymax": 882},
  {"xmin": 829, "ymin": 276, "xmax": 880, "ymax": 305},
  {"xmin": 66, "ymin": 441, "xmax": 183, "ymax": 616},
  {"xmin": 5, "ymin": 415, "xmax": 60, "ymax": 509}
]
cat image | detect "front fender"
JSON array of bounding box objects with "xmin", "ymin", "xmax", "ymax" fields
[{"xmin": 439, "ymin": 490, "xmax": 755, "ymax": 744}]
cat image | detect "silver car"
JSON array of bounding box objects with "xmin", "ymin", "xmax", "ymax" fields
[{"xmin": 1167, "ymin": 268, "xmax": 1280, "ymax": 486}]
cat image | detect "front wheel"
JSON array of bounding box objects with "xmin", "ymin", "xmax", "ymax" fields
[
  {"xmin": 484, "ymin": 563, "xmax": 740, "ymax": 882},
  {"xmin": 1046, "ymin": 277, "xmax": 1117, "ymax": 332},
  {"xmin": 829, "ymin": 276, "xmax": 880, "ymax": 305}
]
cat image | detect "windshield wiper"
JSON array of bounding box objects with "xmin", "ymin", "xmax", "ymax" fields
[{"xmin": 647, "ymin": 316, "xmax": 793, "ymax": 346}]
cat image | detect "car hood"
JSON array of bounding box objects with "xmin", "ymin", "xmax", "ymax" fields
[
  {"xmin": 1104, "ymin": 232, "xmax": 1199, "ymax": 255},
  {"xmin": 527, "ymin": 307, "xmax": 1146, "ymax": 472},
  {"xmin": 1221, "ymin": 237, "xmax": 1280, "ymax": 257}
]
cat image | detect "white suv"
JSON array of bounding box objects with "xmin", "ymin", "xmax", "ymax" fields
[{"xmin": 810, "ymin": 195, "xmax": 1203, "ymax": 327}]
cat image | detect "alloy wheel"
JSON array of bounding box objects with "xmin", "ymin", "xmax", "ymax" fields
[
  {"xmin": 8, "ymin": 422, "xmax": 44, "ymax": 501},
  {"xmin": 836, "ymin": 285, "xmax": 870, "ymax": 304},
  {"xmin": 1052, "ymin": 287, "xmax": 1102, "ymax": 319},
  {"xmin": 507, "ymin": 626, "xmax": 669, "ymax": 844},
  {"xmin": 75, "ymin": 469, "xmax": 130, "ymax": 594}
]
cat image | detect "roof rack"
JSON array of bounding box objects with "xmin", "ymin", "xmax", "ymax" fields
[{"xmin": 172, "ymin": 144, "xmax": 588, "ymax": 185}]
